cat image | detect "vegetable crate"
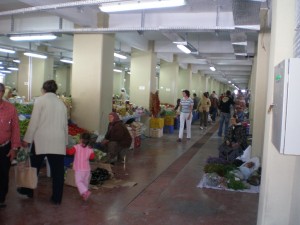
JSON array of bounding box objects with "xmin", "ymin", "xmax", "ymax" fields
[
  {"xmin": 150, "ymin": 118, "xmax": 164, "ymax": 129},
  {"xmin": 164, "ymin": 116, "xmax": 174, "ymax": 126}
]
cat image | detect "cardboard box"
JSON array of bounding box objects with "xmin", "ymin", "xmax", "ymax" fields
[
  {"xmin": 150, "ymin": 128, "xmax": 163, "ymax": 138},
  {"xmin": 150, "ymin": 118, "xmax": 164, "ymax": 129}
]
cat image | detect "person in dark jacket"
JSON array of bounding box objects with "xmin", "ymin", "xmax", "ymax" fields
[
  {"xmin": 217, "ymin": 90, "xmax": 235, "ymax": 137},
  {"xmin": 101, "ymin": 112, "xmax": 132, "ymax": 163},
  {"xmin": 218, "ymin": 114, "xmax": 248, "ymax": 161}
]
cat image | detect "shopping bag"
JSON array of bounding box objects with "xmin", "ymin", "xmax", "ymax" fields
[
  {"xmin": 64, "ymin": 168, "xmax": 77, "ymax": 187},
  {"xmin": 14, "ymin": 163, "xmax": 38, "ymax": 189}
]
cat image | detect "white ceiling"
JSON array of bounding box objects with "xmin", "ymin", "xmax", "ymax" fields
[{"xmin": 0, "ymin": 0, "xmax": 271, "ymax": 89}]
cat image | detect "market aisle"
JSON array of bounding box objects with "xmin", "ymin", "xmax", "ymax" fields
[{"xmin": 0, "ymin": 122, "xmax": 259, "ymax": 225}]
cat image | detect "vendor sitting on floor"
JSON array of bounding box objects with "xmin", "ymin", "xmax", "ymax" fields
[
  {"xmin": 99, "ymin": 112, "xmax": 132, "ymax": 164},
  {"xmin": 218, "ymin": 114, "xmax": 248, "ymax": 161}
]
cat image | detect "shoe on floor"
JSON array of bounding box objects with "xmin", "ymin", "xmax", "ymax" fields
[
  {"xmin": 82, "ymin": 190, "xmax": 91, "ymax": 201},
  {"xmin": 177, "ymin": 138, "xmax": 182, "ymax": 142},
  {"xmin": 0, "ymin": 202, "xmax": 6, "ymax": 208},
  {"xmin": 200, "ymin": 127, "xmax": 203, "ymax": 130}
]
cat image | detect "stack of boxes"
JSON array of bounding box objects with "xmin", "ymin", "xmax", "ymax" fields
[
  {"xmin": 127, "ymin": 122, "xmax": 143, "ymax": 149},
  {"xmin": 149, "ymin": 118, "xmax": 164, "ymax": 138}
]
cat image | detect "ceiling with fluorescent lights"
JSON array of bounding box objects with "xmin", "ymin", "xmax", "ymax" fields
[{"xmin": 0, "ymin": 0, "xmax": 271, "ymax": 89}]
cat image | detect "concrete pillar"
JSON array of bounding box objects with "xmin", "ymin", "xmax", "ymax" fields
[
  {"xmin": 71, "ymin": 33, "xmax": 115, "ymax": 134},
  {"xmin": 17, "ymin": 53, "xmax": 53, "ymax": 101},
  {"xmin": 250, "ymin": 11, "xmax": 270, "ymax": 158},
  {"xmin": 4, "ymin": 71, "xmax": 18, "ymax": 89},
  {"xmin": 191, "ymin": 72, "xmax": 202, "ymax": 97},
  {"xmin": 130, "ymin": 43, "xmax": 156, "ymax": 109},
  {"xmin": 178, "ymin": 66, "xmax": 192, "ymax": 97},
  {"xmin": 113, "ymin": 70, "xmax": 125, "ymax": 96},
  {"xmin": 159, "ymin": 59, "xmax": 179, "ymax": 105},
  {"xmin": 55, "ymin": 66, "xmax": 71, "ymax": 96},
  {"xmin": 257, "ymin": 0, "xmax": 298, "ymax": 224}
]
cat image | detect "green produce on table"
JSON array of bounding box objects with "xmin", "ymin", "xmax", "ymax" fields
[
  {"xmin": 19, "ymin": 119, "xmax": 30, "ymax": 136},
  {"xmin": 14, "ymin": 103, "xmax": 33, "ymax": 115},
  {"xmin": 93, "ymin": 149, "xmax": 107, "ymax": 161}
]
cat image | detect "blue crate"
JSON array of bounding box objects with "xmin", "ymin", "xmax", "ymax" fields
[
  {"xmin": 163, "ymin": 125, "xmax": 174, "ymax": 134},
  {"xmin": 64, "ymin": 156, "xmax": 74, "ymax": 168},
  {"xmin": 174, "ymin": 117, "xmax": 180, "ymax": 130}
]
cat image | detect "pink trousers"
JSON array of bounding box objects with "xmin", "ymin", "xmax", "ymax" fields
[{"xmin": 75, "ymin": 170, "xmax": 90, "ymax": 195}]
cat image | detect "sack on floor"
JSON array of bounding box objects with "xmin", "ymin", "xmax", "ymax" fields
[{"xmin": 15, "ymin": 163, "xmax": 38, "ymax": 189}]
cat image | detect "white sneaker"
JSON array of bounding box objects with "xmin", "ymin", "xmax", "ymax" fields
[{"xmin": 200, "ymin": 126, "xmax": 203, "ymax": 130}]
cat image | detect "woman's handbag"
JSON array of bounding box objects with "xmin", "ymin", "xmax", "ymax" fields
[{"xmin": 14, "ymin": 147, "xmax": 38, "ymax": 189}]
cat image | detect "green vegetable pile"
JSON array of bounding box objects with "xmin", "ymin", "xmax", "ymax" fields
[
  {"xmin": 19, "ymin": 119, "xmax": 30, "ymax": 137},
  {"xmin": 15, "ymin": 103, "xmax": 33, "ymax": 115}
]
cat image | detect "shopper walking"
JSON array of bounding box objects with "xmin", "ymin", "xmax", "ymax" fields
[
  {"xmin": 18, "ymin": 80, "xmax": 68, "ymax": 205},
  {"xmin": 217, "ymin": 90, "xmax": 235, "ymax": 137},
  {"xmin": 198, "ymin": 92, "xmax": 211, "ymax": 129},
  {"xmin": 209, "ymin": 91, "xmax": 219, "ymax": 122},
  {"xmin": 0, "ymin": 83, "xmax": 21, "ymax": 208},
  {"xmin": 177, "ymin": 90, "xmax": 194, "ymax": 142},
  {"xmin": 67, "ymin": 133, "xmax": 95, "ymax": 201}
]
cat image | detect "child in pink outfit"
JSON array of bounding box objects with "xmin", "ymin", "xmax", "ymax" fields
[{"xmin": 67, "ymin": 133, "xmax": 95, "ymax": 201}]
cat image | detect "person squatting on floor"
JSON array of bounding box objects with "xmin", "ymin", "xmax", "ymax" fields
[
  {"xmin": 99, "ymin": 112, "xmax": 132, "ymax": 164},
  {"xmin": 0, "ymin": 83, "xmax": 21, "ymax": 209},
  {"xmin": 67, "ymin": 132, "xmax": 95, "ymax": 201}
]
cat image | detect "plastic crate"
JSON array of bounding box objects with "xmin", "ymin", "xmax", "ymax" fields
[
  {"xmin": 163, "ymin": 125, "xmax": 174, "ymax": 134},
  {"xmin": 150, "ymin": 118, "xmax": 164, "ymax": 129},
  {"xmin": 164, "ymin": 116, "xmax": 175, "ymax": 126}
]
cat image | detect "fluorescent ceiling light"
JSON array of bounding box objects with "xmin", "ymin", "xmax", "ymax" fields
[
  {"xmin": 177, "ymin": 44, "xmax": 191, "ymax": 54},
  {"xmin": 8, "ymin": 67, "xmax": 18, "ymax": 71},
  {"xmin": 10, "ymin": 34, "xmax": 57, "ymax": 41},
  {"xmin": 232, "ymin": 41, "xmax": 247, "ymax": 46},
  {"xmin": 114, "ymin": 52, "xmax": 127, "ymax": 59},
  {"xmin": 173, "ymin": 41, "xmax": 187, "ymax": 45},
  {"xmin": 235, "ymin": 25, "xmax": 260, "ymax": 30},
  {"xmin": 0, "ymin": 67, "xmax": 3, "ymax": 69},
  {"xmin": 0, "ymin": 48, "xmax": 15, "ymax": 54},
  {"xmin": 100, "ymin": 0, "xmax": 186, "ymax": 12},
  {"xmin": 0, "ymin": 70, "xmax": 12, "ymax": 74},
  {"xmin": 13, "ymin": 59, "xmax": 20, "ymax": 63},
  {"xmin": 235, "ymin": 53, "xmax": 248, "ymax": 56},
  {"xmin": 113, "ymin": 69, "xmax": 122, "ymax": 73},
  {"xmin": 228, "ymin": 81, "xmax": 232, "ymax": 83},
  {"xmin": 209, "ymin": 66, "xmax": 216, "ymax": 71},
  {"xmin": 60, "ymin": 58, "xmax": 73, "ymax": 64},
  {"xmin": 24, "ymin": 52, "xmax": 47, "ymax": 59}
]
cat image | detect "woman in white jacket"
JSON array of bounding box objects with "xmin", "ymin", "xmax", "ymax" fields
[{"xmin": 18, "ymin": 80, "xmax": 68, "ymax": 205}]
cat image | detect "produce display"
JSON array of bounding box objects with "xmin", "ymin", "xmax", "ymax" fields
[{"xmin": 202, "ymin": 157, "xmax": 261, "ymax": 191}]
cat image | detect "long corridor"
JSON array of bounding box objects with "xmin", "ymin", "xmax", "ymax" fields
[{"xmin": 0, "ymin": 122, "xmax": 259, "ymax": 225}]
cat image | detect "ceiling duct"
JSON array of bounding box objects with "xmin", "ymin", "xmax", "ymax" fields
[{"xmin": 232, "ymin": 0, "xmax": 262, "ymax": 27}]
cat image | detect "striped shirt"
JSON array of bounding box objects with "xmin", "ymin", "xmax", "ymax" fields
[
  {"xmin": 180, "ymin": 97, "xmax": 194, "ymax": 113},
  {"xmin": 67, "ymin": 144, "xmax": 95, "ymax": 171}
]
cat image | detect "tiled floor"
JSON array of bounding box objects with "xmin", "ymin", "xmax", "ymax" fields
[{"xmin": 0, "ymin": 121, "xmax": 259, "ymax": 225}]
